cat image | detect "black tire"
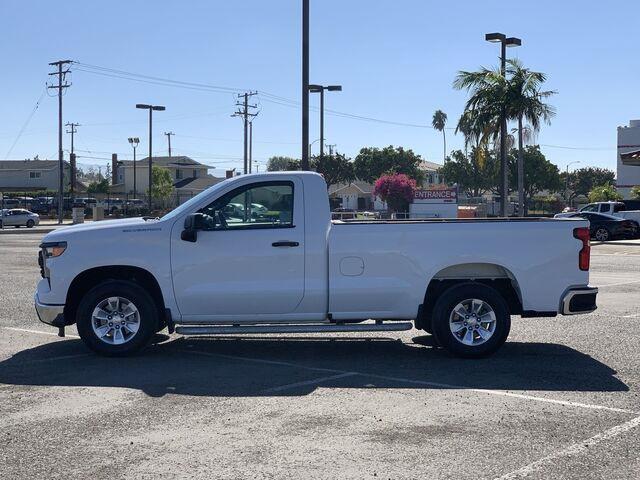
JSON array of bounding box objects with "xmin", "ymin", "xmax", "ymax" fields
[
  {"xmin": 593, "ymin": 228, "xmax": 610, "ymax": 242},
  {"xmin": 76, "ymin": 280, "xmax": 159, "ymax": 356},
  {"xmin": 431, "ymin": 283, "xmax": 511, "ymax": 358},
  {"xmin": 26, "ymin": 219, "xmax": 35, "ymax": 228}
]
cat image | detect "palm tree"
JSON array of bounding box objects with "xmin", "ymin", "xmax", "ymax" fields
[
  {"xmin": 453, "ymin": 60, "xmax": 555, "ymax": 214},
  {"xmin": 432, "ymin": 110, "xmax": 448, "ymax": 162},
  {"xmin": 505, "ymin": 59, "xmax": 555, "ymax": 214}
]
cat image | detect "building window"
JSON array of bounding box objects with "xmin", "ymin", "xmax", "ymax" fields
[
  {"xmin": 176, "ymin": 170, "xmax": 183, "ymax": 180},
  {"xmin": 193, "ymin": 169, "xmax": 198, "ymax": 178},
  {"xmin": 29, "ymin": 171, "xmax": 41, "ymax": 179}
]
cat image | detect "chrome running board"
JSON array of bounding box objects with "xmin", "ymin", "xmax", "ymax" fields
[{"xmin": 175, "ymin": 321, "xmax": 413, "ymax": 336}]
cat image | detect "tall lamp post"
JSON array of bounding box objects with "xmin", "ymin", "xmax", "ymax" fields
[
  {"xmin": 308, "ymin": 84, "xmax": 342, "ymax": 163},
  {"xmin": 566, "ymin": 161, "xmax": 580, "ymax": 207},
  {"xmin": 485, "ymin": 32, "xmax": 521, "ymax": 217},
  {"xmin": 135, "ymin": 104, "xmax": 165, "ymax": 212},
  {"xmin": 128, "ymin": 137, "xmax": 140, "ymax": 199}
]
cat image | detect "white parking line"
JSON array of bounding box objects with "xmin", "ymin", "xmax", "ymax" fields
[
  {"xmin": 262, "ymin": 372, "xmax": 358, "ymax": 393},
  {"xmin": 495, "ymin": 415, "xmax": 640, "ymax": 479},
  {"xmin": 183, "ymin": 348, "xmax": 638, "ymax": 415},
  {"xmin": 596, "ymin": 279, "xmax": 640, "ymax": 288},
  {"xmin": 1, "ymin": 327, "xmax": 80, "ymax": 339}
]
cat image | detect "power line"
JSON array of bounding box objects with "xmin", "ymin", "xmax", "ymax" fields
[{"xmin": 4, "ymin": 88, "xmax": 47, "ymax": 159}]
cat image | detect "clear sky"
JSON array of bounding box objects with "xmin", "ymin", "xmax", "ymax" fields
[{"xmin": 1, "ymin": 0, "xmax": 637, "ymax": 176}]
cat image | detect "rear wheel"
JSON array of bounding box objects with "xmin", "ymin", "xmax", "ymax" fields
[
  {"xmin": 431, "ymin": 283, "xmax": 510, "ymax": 358},
  {"xmin": 26, "ymin": 219, "xmax": 35, "ymax": 228},
  {"xmin": 76, "ymin": 280, "xmax": 158, "ymax": 356},
  {"xmin": 594, "ymin": 228, "xmax": 610, "ymax": 242}
]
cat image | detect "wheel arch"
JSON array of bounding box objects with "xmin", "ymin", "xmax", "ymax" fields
[
  {"xmin": 64, "ymin": 265, "xmax": 165, "ymax": 326},
  {"xmin": 416, "ymin": 262, "xmax": 523, "ymax": 330}
]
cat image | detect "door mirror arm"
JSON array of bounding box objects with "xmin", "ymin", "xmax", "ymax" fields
[{"xmin": 181, "ymin": 212, "xmax": 213, "ymax": 242}]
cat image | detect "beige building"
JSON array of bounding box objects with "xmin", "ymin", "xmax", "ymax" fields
[{"xmin": 111, "ymin": 156, "xmax": 223, "ymax": 196}]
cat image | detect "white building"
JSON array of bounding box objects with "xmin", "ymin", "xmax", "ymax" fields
[
  {"xmin": 617, "ymin": 120, "xmax": 640, "ymax": 199},
  {"xmin": 0, "ymin": 160, "xmax": 71, "ymax": 192}
]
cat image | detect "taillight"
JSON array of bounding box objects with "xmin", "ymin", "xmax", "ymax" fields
[{"xmin": 573, "ymin": 227, "xmax": 590, "ymax": 271}]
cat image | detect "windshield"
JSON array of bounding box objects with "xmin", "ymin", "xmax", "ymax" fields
[{"xmin": 160, "ymin": 178, "xmax": 231, "ymax": 222}]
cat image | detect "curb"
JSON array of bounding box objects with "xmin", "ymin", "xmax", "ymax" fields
[{"xmin": 0, "ymin": 228, "xmax": 58, "ymax": 235}]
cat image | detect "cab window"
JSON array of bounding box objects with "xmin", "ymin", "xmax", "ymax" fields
[
  {"xmin": 199, "ymin": 181, "xmax": 294, "ymax": 230},
  {"xmin": 581, "ymin": 204, "xmax": 598, "ymax": 213}
]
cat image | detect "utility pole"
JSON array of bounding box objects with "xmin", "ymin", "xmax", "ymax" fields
[
  {"xmin": 66, "ymin": 122, "xmax": 79, "ymax": 195},
  {"xmin": 301, "ymin": 0, "xmax": 310, "ymax": 170},
  {"xmin": 164, "ymin": 131, "xmax": 174, "ymax": 157},
  {"xmin": 48, "ymin": 60, "xmax": 72, "ymax": 224},
  {"xmin": 232, "ymin": 92, "xmax": 258, "ymax": 174},
  {"xmin": 249, "ymin": 121, "xmax": 253, "ymax": 174}
]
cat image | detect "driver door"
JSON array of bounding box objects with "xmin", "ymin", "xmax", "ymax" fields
[{"xmin": 171, "ymin": 179, "xmax": 305, "ymax": 319}]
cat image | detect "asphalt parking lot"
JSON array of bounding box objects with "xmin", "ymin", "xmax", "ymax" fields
[{"xmin": 1, "ymin": 234, "xmax": 639, "ymax": 479}]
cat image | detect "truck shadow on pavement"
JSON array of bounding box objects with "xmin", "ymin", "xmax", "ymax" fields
[{"xmin": 0, "ymin": 335, "xmax": 629, "ymax": 397}]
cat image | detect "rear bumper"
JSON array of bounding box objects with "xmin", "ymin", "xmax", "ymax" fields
[
  {"xmin": 561, "ymin": 287, "xmax": 598, "ymax": 315},
  {"xmin": 34, "ymin": 293, "xmax": 65, "ymax": 327}
]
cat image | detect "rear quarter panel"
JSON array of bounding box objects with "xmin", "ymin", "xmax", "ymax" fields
[{"xmin": 328, "ymin": 219, "xmax": 589, "ymax": 320}]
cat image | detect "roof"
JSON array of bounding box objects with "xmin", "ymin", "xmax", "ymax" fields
[
  {"xmin": 620, "ymin": 149, "xmax": 640, "ymax": 166},
  {"xmin": 0, "ymin": 160, "xmax": 70, "ymax": 171},
  {"xmin": 119, "ymin": 156, "xmax": 213, "ymax": 169},
  {"xmin": 329, "ymin": 181, "xmax": 374, "ymax": 195},
  {"xmin": 174, "ymin": 174, "xmax": 224, "ymax": 191},
  {"xmin": 418, "ymin": 160, "xmax": 443, "ymax": 172}
]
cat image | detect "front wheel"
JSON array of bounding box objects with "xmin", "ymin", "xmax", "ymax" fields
[
  {"xmin": 594, "ymin": 228, "xmax": 610, "ymax": 242},
  {"xmin": 76, "ymin": 280, "xmax": 159, "ymax": 356},
  {"xmin": 431, "ymin": 283, "xmax": 511, "ymax": 358}
]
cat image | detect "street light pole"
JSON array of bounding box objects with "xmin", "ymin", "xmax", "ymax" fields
[
  {"xmin": 309, "ymin": 84, "xmax": 342, "ymax": 163},
  {"xmin": 136, "ymin": 104, "xmax": 166, "ymax": 212},
  {"xmin": 301, "ymin": 0, "xmax": 310, "ymax": 170},
  {"xmin": 485, "ymin": 33, "xmax": 521, "ymax": 217},
  {"xmin": 128, "ymin": 137, "xmax": 140, "ymax": 198},
  {"xmin": 566, "ymin": 161, "xmax": 580, "ymax": 207}
]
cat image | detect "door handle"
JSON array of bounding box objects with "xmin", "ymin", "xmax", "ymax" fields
[{"xmin": 272, "ymin": 241, "xmax": 299, "ymax": 247}]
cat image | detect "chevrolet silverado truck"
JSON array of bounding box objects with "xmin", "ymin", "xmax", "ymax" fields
[{"xmin": 35, "ymin": 172, "xmax": 598, "ymax": 358}]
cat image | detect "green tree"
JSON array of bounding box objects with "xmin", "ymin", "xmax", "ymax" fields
[
  {"xmin": 454, "ymin": 59, "xmax": 555, "ymax": 211},
  {"xmin": 631, "ymin": 185, "xmax": 640, "ymax": 200},
  {"xmin": 353, "ymin": 146, "xmax": 424, "ymax": 183},
  {"xmin": 87, "ymin": 179, "xmax": 110, "ymax": 194},
  {"xmin": 438, "ymin": 148, "xmax": 498, "ymax": 197},
  {"xmin": 563, "ymin": 167, "xmax": 616, "ymax": 200},
  {"xmin": 588, "ymin": 184, "xmax": 623, "ymax": 202},
  {"xmin": 432, "ymin": 110, "xmax": 447, "ymax": 162},
  {"xmin": 149, "ymin": 165, "xmax": 174, "ymax": 202},
  {"xmin": 311, "ymin": 153, "xmax": 355, "ymax": 189},
  {"xmin": 267, "ymin": 156, "xmax": 300, "ymax": 171},
  {"xmin": 507, "ymin": 145, "xmax": 562, "ymax": 213}
]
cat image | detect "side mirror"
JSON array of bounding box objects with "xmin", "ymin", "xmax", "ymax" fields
[{"xmin": 181, "ymin": 213, "xmax": 209, "ymax": 242}]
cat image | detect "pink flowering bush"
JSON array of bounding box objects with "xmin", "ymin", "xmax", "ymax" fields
[{"xmin": 373, "ymin": 174, "xmax": 417, "ymax": 213}]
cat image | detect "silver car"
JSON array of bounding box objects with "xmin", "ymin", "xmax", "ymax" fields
[{"xmin": 0, "ymin": 209, "xmax": 40, "ymax": 228}]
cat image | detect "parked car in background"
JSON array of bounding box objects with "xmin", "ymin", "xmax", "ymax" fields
[
  {"xmin": 566, "ymin": 212, "xmax": 639, "ymax": 241},
  {"xmin": 556, "ymin": 201, "xmax": 640, "ymax": 223},
  {"xmin": 0, "ymin": 209, "xmax": 40, "ymax": 228}
]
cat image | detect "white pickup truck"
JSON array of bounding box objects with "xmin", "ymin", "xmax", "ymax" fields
[
  {"xmin": 35, "ymin": 172, "xmax": 598, "ymax": 358},
  {"xmin": 555, "ymin": 201, "xmax": 640, "ymax": 222}
]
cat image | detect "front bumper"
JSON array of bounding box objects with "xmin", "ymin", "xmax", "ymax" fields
[
  {"xmin": 561, "ymin": 287, "xmax": 598, "ymax": 315},
  {"xmin": 34, "ymin": 293, "xmax": 65, "ymax": 327}
]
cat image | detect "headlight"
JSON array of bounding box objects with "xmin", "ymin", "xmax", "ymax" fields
[{"xmin": 41, "ymin": 241, "xmax": 67, "ymax": 258}]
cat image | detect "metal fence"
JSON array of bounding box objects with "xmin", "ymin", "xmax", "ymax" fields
[{"xmin": 0, "ymin": 190, "xmax": 208, "ymax": 219}]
